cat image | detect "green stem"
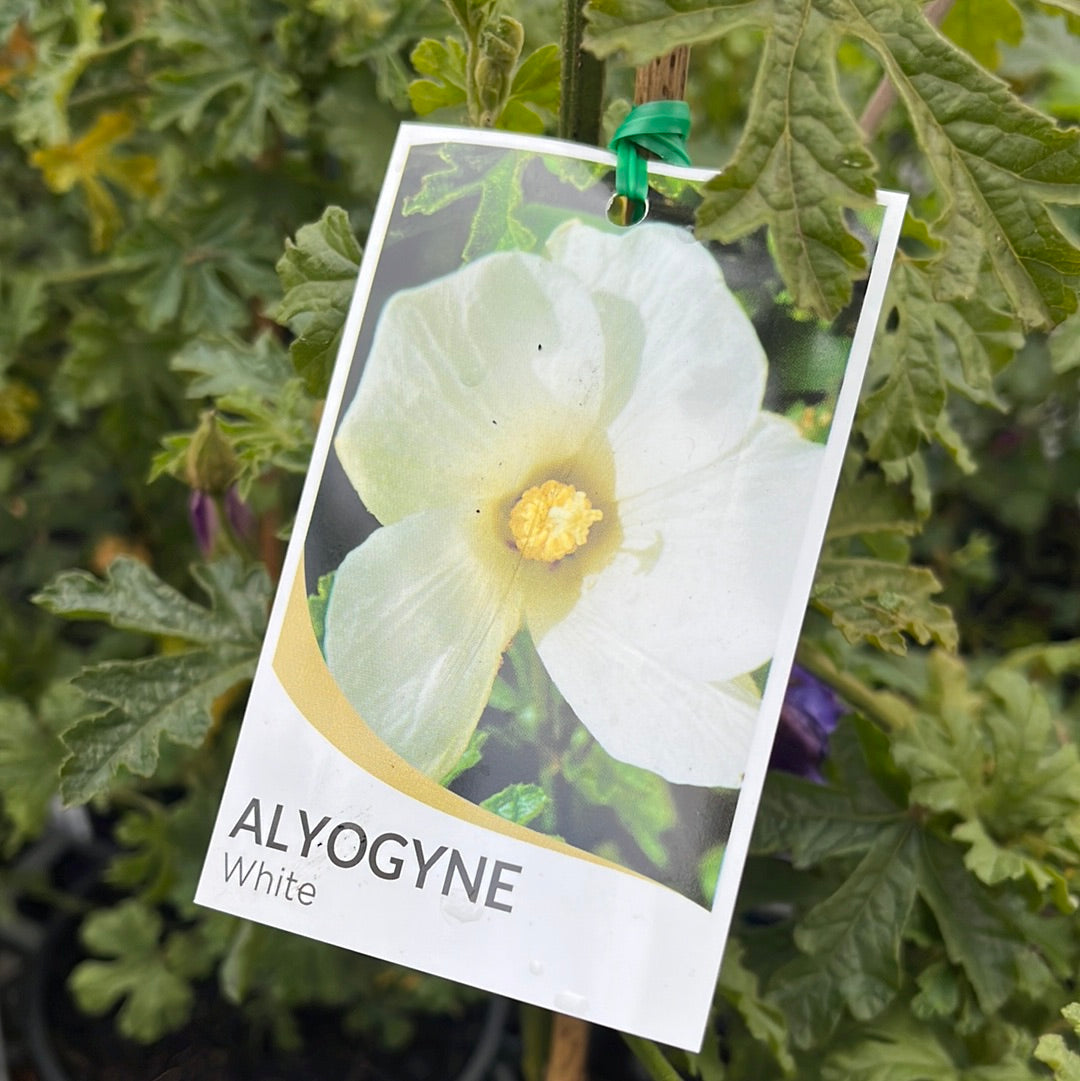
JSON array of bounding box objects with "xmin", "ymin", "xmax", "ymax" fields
[
  {"xmin": 797, "ymin": 640, "xmax": 916, "ymax": 731},
  {"xmin": 42, "ymin": 257, "xmax": 149, "ymax": 284},
  {"xmin": 558, "ymin": 0, "xmax": 605, "ymax": 145},
  {"xmin": 621, "ymin": 1036, "xmax": 685, "ymax": 1081},
  {"xmin": 520, "ymin": 1004, "xmax": 552, "ymax": 1081},
  {"xmin": 89, "ymin": 30, "xmax": 150, "ymax": 59}
]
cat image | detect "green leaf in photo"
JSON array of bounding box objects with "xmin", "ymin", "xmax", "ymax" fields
[
  {"xmin": 307, "ymin": 572, "xmax": 334, "ymax": 655},
  {"xmin": 274, "ymin": 206, "xmax": 362, "ymax": 397},
  {"xmin": 401, "ymin": 144, "xmax": 535, "ymax": 261},
  {"xmin": 480, "ymin": 782, "xmax": 549, "ymax": 826},
  {"xmin": 564, "ymin": 739, "xmax": 676, "ymax": 869},
  {"xmin": 440, "ymin": 728, "xmax": 489, "ymax": 787}
]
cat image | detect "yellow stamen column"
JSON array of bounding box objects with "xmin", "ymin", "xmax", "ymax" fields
[{"xmin": 509, "ymin": 480, "xmax": 603, "ymax": 563}]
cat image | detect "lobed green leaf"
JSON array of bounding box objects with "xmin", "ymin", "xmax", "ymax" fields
[
  {"xmin": 837, "ymin": 0, "xmax": 1080, "ymax": 328},
  {"xmin": 0, "ymin": 684, "xmax": 76, "ymax": 851},
  {"xmin": 771, "ymin": 823, "xmax": 920, "ymax": 1046},
  {"xmin": 697, "ymin": 2, "xmax": 877, "ymax": 318},
  {"xmin": 70, "ymin": 900, "xmax": 194, "ymax": 1043},
  {"xmin": 274, "ymin": 206, "xmax": 362, "ymax": 397},
  {"xmin": 60, "ymin": 645, "xmax": 255, "ymax": 803},
  {"xmin": 34, "ymin": 556, "xmax": 268, "ymax": 647},
  {"xmin": 754, "ymin": 771, "xmax": 902, "ymax": 868},
  {"xmin": 584, "ymin": 0, "xmax": 763, "ymax": 65},
  {"xmin": 1036, "ymin": 1004, "xmax": 1080, "ymax": 1081},
  {"xmin": 811, "ymin": 554, "xmax": 958, "ymax": 654},
  {"xmin": 917, "ymin": 833, "xmax": 1035, "ymax": 1014}
]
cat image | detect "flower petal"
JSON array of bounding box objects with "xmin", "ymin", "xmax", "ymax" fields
[
  {"xmin": 531, "ymin": 414, "xmax": 825, "ymax": 682},
  {"xmin": 335, "ymin": 250, "xmax": 607, "ymax": 524},
  {"xmin": 545, "ymin": 221, "xmax": 767, "ymax": 493},
  {"xmin": 323, "ymin": 508, "xmax": 523, "ymax": 780},
  {"xmin": 532, "ymin": 607, "xmax": 761, "ymax": 787}
]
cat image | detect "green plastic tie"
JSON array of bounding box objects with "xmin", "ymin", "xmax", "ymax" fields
[{"xmin": 608, "ymin": 100, "xmax": 692, "ymax": 210}]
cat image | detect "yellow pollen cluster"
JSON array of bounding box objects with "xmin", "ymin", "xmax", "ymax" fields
[{"xmin": 509, "ymin": 480, "xmax": 603, "ymax": 563}]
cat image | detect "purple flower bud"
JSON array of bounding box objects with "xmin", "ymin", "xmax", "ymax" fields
[
  {"xmin": 188, "ymin": 490, "xmax": 220, "ymax": 557},
  {"xmin": 224, "ymin": 485, "xmax": 256, "ymax": 543},
  {"xmin": 770, "ymin": 665, "xmax": 844, "ymax": 781}
]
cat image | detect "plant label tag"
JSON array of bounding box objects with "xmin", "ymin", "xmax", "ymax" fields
[{"xmin": 195, "ymin": 123, "xmax": 906, "ymax": 1051}]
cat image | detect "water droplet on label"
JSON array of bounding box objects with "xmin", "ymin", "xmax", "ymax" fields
[
  {"xmin": 553, "ymin": 991, "xmax": 588, "ymax": 1013},
  {"xmin": 440, "ymin": 893, "xmax": 484, "ymax": 924},
  {"xmin": 529, "ymin": 959, "xmax": 544, "ymax": 976}
]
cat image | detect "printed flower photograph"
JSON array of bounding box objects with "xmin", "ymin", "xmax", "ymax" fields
[{"xmin": 302, "ymin": 142, "xmax": 878, "ymax": 903}]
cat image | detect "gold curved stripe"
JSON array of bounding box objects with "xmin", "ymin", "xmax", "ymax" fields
[{"xmin": 273, "ymin": 558, "xmax": 633, "ymax": 874}]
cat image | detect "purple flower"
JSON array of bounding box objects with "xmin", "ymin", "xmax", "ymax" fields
[
  {"xmin": 188, "ymin": 489, "xmax": 220, "ymax": 557},
  {"xmin": 770, "ymin": 665, "xmax": 844, "ymax": 781},
  {"xmin": 188, "ymin": 486, "xmax": 254, "ymax": 557},
  {"xmin": 224, "ymin": 485, "xmax": 256, "ymax": 543}
]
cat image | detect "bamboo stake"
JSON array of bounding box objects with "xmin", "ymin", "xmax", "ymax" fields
[
  {"xmin": 633, "ymin": 46, "xmax": 691, "ymax": 105},
  {"xmin": 543, "ymin": 39, "xmax": 693, "ymax": 1081},
  {"xmin": 543, "ymin": 1013, "xmax": 591, "ymax": 1081}
]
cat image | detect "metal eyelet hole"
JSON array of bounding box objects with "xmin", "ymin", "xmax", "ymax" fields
[{"xmin": 606, "ymin": 193, "xmax": 648, "ymax": 227}]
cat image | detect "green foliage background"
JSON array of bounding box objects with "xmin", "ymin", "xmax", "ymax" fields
[{"xmin": 1, "ymin": 0, "xmax": 1080, "ymax": 1075}]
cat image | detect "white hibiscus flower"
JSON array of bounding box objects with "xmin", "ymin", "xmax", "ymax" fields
[{"xmin": 323, "ymin": 219, "xmax": 825, "ymax": 788}]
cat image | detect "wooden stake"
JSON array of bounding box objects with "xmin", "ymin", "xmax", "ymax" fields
[
  {"xmin": 633, "ymin": 46, "xmax": 691, "ymax": 105},
  {"xmin": 544, "ymin": 1013, "xmax": 591, "ymax": 1081},
  {"xmin": 542, "ymin": 47, "xmax": 693, "ymax": 1081}
]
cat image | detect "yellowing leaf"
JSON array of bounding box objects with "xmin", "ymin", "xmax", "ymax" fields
[
  {"xmin": 0, "ymin": 21, "xmax": 35, "ymax": 92},
  {"xmin": 30, "ymin": 111, "xmax": 158, "ymax": 250},
  {"xmin": 0, "ymin": 378, "xmax": 39, "ymax": 444}
]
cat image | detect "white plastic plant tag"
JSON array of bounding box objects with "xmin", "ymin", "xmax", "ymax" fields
[{"xmin": 195, "ymin": 123, "xmax": 907, "ymax": 1051}]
